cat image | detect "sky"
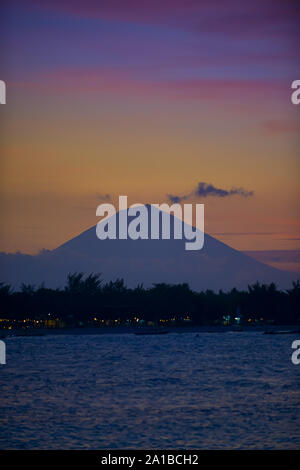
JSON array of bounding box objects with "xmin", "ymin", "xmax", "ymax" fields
[{"xmin": 0, "ymin": 0, "xmax": 299, "ymax": 271}]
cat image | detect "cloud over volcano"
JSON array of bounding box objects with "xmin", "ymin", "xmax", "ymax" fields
[{"xmin": 168, "ymin": 182, "xmax": 254, "ymax": 203}]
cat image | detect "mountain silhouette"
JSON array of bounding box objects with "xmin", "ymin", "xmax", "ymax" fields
[{"xmin": 0, "ymin": 206, "xmax": 297, "ymax": 290}]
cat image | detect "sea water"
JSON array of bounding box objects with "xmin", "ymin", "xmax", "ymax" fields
[{"xmin": 0, "ymin": 331, "xmax": 299, "ymax": 449}]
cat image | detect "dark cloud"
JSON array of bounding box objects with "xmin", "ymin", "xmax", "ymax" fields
[
  {"xmin": 195, "ymin": 182, "xmax": 253, "ymax": 198},
  {"xmin": 280, "ymin": 238, "xmax": 300, "ymax": 241},
  {"xmin": 212, "ymin": 232, "xmax": 274, "ymax": 236},
  {"xmin": 244, "ymin": 250, "xmax": 300, "ymax": 273},
  {"xmin": 97, "ymin": 193, "xmax": 111, "ymax": 202},
  {"xmin": 167, "ymin": 182, "xmax": 254, "ymax": 203},
  {"xmin": 21, "ymin": 1, "xmax": 299, "ymax": 43},
  {"xmin": 167, "ymin": 194, "xmax": 189, "ymax": 204}
]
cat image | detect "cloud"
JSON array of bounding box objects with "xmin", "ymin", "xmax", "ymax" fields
[
  {"xmin": 96, "ymin": 193, "xmax": 111, "ymax": 202},
  {"xmin": 15, "ymin": 68, "xmax": 286, "ymax": 104},
  {"xmin": 167, "ymin": 182, "xmax": 254, "ymax": 203},
  {"xmin": 196, "ymin": 182, "xmax": 253, "ymax": 198},
  {"xmin": 280, "ymin": 238, "xmax": 300, "ymax": 241},
  {"xmin": 167, "ymin": 194, "xmax": 189, "ymax": 204},
  {"xmin": 20, "ymin": 0, "xmax": 300, "ymax": 43},
  {"xmin": 263, "ymin": 120, "xmax": 300, "ymax": 135},
  {"xmin": 244, "ymin": 250, "xmax": 300, "ymax": 273},
  {"xmin": 212, "ymin": 232, "xmax": 275, "ymax": 236}
]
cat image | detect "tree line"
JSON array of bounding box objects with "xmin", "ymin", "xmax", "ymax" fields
[{"xmin": 0, "ymin": 273, "xmax": 299, "ymax": 326}]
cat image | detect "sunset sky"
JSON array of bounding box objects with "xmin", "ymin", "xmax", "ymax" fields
[{"xmin": 0, "ymin": 0, "xmax": 299, "ymax": 271}]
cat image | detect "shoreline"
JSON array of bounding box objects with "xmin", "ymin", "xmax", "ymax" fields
[{"xmin": 2, "ymin": 324, "xmax": 300, "ymax": 337}]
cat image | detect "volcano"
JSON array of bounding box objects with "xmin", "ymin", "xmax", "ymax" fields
[{"xmin": 0, "ymin": 206, "xmax": 297, "ymax": 290}]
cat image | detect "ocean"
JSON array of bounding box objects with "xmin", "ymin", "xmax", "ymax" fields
[{"xmin": 0, "ymin": 330, "xmax": 299, "ymax": 449}]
